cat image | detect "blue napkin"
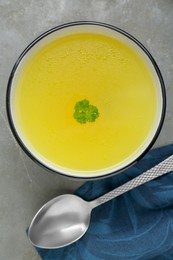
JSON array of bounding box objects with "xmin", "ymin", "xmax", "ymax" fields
[{"xmin": 35, "ymin": 144, "xmax": 173, "ymax": 259}]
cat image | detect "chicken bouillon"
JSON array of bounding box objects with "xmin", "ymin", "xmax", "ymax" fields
[{"xmin": 12, "ymin": 32, "xmax": 159, "ymax": 174}]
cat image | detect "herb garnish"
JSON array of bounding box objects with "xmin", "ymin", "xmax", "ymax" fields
[{"xmin": 73, "ymin": 99, "xmax": 99, "ymax": 124}]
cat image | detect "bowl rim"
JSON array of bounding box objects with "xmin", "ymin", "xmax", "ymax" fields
[{"xmin": 6, "ymin": 21, "xmax": 166, "ymax": 179}]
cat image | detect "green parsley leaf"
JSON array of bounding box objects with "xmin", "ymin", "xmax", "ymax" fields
[{"xmin": 73, "ymin": 99, "xmax": 99, "ymax": 124}]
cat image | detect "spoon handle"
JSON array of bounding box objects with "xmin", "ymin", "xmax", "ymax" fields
[{"xmin": 91, "ymin": 154, "xmax": 173, "ymax": 208}]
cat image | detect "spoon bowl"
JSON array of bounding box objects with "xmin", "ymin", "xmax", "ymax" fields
[{"xmin": 28, "ymin": 195, "xmax": 92, "ymax": 249}]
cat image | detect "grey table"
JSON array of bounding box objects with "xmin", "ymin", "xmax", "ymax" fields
[{"xmin": 0, "ymin": 1, "xmax": 173, "ymax": 259}]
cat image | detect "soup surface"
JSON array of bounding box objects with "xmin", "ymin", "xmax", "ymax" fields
[{"xmin": 13, "ymin": 32, "xmax": 158, "ymax": 172}]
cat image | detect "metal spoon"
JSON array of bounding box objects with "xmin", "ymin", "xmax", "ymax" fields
[{"xmin": 28, "ymin": 154, "xmax": 173, "ymax": 249}]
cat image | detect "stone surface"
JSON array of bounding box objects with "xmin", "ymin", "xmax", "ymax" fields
[{"xmin": 0, "ymin": 0, "xmax": 173, "ymax": 259}]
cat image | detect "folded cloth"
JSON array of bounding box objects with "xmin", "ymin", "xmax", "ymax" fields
[{"xmin": 34, "ymin": 144, "xmax": 173, "ymax": 259}]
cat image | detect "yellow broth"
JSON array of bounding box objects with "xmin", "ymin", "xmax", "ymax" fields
[{"xmin": 13, "ymin": 33, "xmax": 158, "ymax": 172}]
